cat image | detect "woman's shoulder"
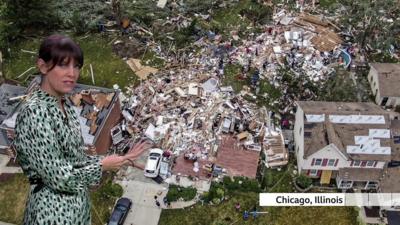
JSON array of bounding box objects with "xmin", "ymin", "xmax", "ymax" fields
[{"xmin": 17, "ymin": 97, "xmax": 52, "ymax": 124}]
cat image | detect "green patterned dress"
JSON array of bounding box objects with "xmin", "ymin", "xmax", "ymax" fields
[{"xmin": 13, "ymin": 89, "xmax": 102, "ymax": 225}]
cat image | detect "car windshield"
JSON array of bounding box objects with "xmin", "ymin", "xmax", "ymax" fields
[{"xmin": 109, "ymin": 210, "xmax": 123, "ymax": 223}]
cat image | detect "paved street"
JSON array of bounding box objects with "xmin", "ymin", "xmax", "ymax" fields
[{"xmin": 116, "ymin": 166, "xmax": 168, "ymax": 225}]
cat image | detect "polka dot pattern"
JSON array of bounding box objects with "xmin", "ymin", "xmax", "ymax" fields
[{"xmin": 13, "ymin": 89, "xmax": 102, "ymax": 225}]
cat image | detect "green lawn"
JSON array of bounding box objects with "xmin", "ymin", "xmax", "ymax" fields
[
  {"xmin": 159, "ymin": 191, "xmax": 359, "ymax": 225},
  {"xmin": 3, "ymin": 33, "xmax": 139, "ymax": 91},
  {"xmin": 0, "ymin": 172, "xmax": 122, "ymax": 225},
  {"xmin": 0, "ymin": 174, "xmax": 29, "ymax": 224}
]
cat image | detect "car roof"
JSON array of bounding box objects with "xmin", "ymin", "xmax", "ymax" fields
[{"xmin": 145, "ymin": 156, "xmax": 160, "ymax": 170}]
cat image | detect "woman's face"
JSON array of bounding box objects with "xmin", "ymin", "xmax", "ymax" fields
[{"xmin": 38, "ymin": 57, "xmax": 80, "ymax": 97}]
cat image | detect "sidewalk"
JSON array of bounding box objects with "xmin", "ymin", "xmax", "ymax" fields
[
  {"xmin": 0, "ymin": 154, "xmax": 22, "ymax": 174},
  {"xmin": 0, "ymin": 221, "xmax": 15, "ymax": 225},
  {"xmin": 116, "ymin": 179, "xmax": 167, "ymax": 225}
]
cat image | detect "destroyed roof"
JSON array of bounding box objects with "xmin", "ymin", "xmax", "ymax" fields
[
  {"xmin": 338, "ymin": 167, "xmax": 382, "ymax": 181},
  {"xmin": 0, "ymin": 84, "xmax": 26, "ymax": 123},
  {"xmin": 2, "ymin": 76, "xmax": 120, "ymax": 146},
  {"xmin": 67, "ymin": 83, "xmax": 120, "ymax": 145},
  {"xmin": 299, "ymin": 101, "xmax": 392, "ymax": 160},
  {"xmin": 369, "ymin": 63, "xmax": 400, "ymax": 97},
  {"xmin": 0, "ymin": 84, "xmax": 27, "ymax": 149}
]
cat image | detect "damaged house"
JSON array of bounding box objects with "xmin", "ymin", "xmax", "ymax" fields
[
  {"xmin": 294, "ymin": 101, "xmax": 400, "ymax": 191},
  {"xmin": 0, "ymin": 78, "xmax": 121, "ymax": 155},
  {"xmin": 0, "ymin": 83, "xmax": 27, "ymax": 154},
  {"xmin": 368, "ymin": 63, "xmax": 400, "ymax": 108}
]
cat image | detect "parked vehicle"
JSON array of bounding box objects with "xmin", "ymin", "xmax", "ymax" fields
[
  {"xmin": 108, "ymin": 197, "xmax": 132, "ymax": 225},
  {"xmin": 144, "ymin": 148, "xmax": 164, "ymax": 178}
]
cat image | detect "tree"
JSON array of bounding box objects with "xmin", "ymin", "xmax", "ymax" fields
[
  {"xmin": 2, "ymin": 0, "xmax": 60, "ymax": 39},
  {"xmin": 338, "ymin": 0, "xmax": 400, "ymax": 52}
]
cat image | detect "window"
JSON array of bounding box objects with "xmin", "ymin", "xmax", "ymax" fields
[
  {"xmin": 340, "ymin": 181, "xmax": 353, "ymax": 189},
  {"xmin": 309, "ymin": 169, "xmax": 318, "ymax": 176},
  {"xmin": 299, "ymin": 126, "xmax": 302, "ymax": 135},
  {"xmin": 366, "ymin": 181, "xmax": 378, "ymax": 189},
  {"xmin": 366, "ymin": 161, "xmax": 374, "ymax": 167},
  {"xmin": 353, "ymin": 160, "xmax": 361, "ymax": 166},
  {"xmin": 315, "ymin": 159, "xmax": 322, "ymax": 166},
  {"xmin": 328, "ymin": 159, "xmax": 335, "ymax": 166}
]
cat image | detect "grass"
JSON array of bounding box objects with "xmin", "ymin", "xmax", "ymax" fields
[
  {"xmin": 261, "ymin": 162, "xmax": 295, "ymax": 193},
  {"xmin": 210, "ymin": 0, "xmax": 272, "ymax": 39},
  {"xmin": 317, "ymin": 68, "xmax": 359, "ymax": 102},
  {"xmin": 3, "ymin": 33, "xmax": 139, "ymax": 91},
  {"xmin": 0, "ymin": 172, "xmax": 122, "ymax": 225},
  {"xmin": 166, "ymin": 185, "xmax": 197, "ymax": 202},
  {"xmin": 90, "ymin": 173, "xmax": 123, "ymax": 225},
  {"xmin": 159, "ymin": 191, "xmax": 359, "ymax": 225},
  {"xmin": 222, "ymin": 63, "xmax": 249, "ymax": 93},
  {"xmin": 0, "ymin": 174, "xmax": 29, "ymax": 224}
]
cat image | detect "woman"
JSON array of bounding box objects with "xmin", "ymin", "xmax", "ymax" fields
[{"xmin": 13, "ymin": 34, "xmax": 151, "ymax": 225}]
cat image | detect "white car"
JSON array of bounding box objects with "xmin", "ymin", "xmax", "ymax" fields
[{"xmin": 144, "ymin": 148, "xmax": 164, "ymax": 178}]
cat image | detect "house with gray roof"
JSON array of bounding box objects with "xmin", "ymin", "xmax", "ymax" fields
[
  {"xmin": 294, "ymin": 101, "xmax": 400, "ymax": 191},
  {"xmin": 368, "ymin": 63, "xmax": 400, "ymax": 108}
]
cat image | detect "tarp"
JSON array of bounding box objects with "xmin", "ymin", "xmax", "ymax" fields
[{"xmin": 320, "ymin": 170, "xmax": 332, "ymax": 184}]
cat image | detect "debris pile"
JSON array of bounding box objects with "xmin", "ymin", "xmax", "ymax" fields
[{"xmin": 122, "ymin": 69, "xmax": 268, "ymax": 157}]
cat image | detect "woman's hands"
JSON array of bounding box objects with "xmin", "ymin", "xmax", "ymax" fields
[
  {"xmin": 100, "ymin": 139, "xmax": 153, "ymax": 171},
  {"xmin": 124, "ymin": 140, "xmax": 153, "ymax": 161}
]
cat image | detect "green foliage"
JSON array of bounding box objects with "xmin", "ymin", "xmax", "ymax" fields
[
  {"xmin": 0, "ymin": 174, "xmax": 29, "ymax": 224},
  {"xmin": 211, "ymin": 0, "xmax": 272, "ymax": 38},
  {"xmin": 3, "ymin": 35, "xmax": 138, "ymax": 90},
  {"xmin": 3, "ymin": 0, "xmax": 60, "ymax": 33},
  {"xmin": 172, "ymin": 18, "xmax": 199, "ymax": 49},
  {"xmin": 55, "ymin": 0, "xmax": 108, "ymax": 30},
  {"xmin": 71, "ymin": 11, "xmax": 89, "ymax": 35},
  {"xmin": 222, "ymin": 63, "xmax": 250, "ymax": 93},
  {"xmin": 160, "ymin": 191, "xmax": 359, "ymax": 225},
  {"xmin": 296, "ymin": 174, "xmax": 312, "ymax": 189},
  {"xmin": 90, "ymin": 174, "xmax": 123, "ymax": 225},
  {"xmin": 262, "ymin": 165, "xmax": 294, "ymax": 193},
  {"xmin": 223, "ymin": 176, "xmax": 261, "ymax": 193},
  {"xmin": 202, "ymin": 182, "xmax": 225, "ymax": 203},
  {"xmin": 203, "ymin": 177, "xmax": 261, "ymax": 203},
  {"xmin": 166, "ymin": 185, "xmax": 197, "ymax": 202},
  {"xmin": 338, "ymin": 0, "xmax": 400, "ymax": 51},
  {"xmin": 317, "ymin": 68, "xmax": 359, "ymax": 102}
]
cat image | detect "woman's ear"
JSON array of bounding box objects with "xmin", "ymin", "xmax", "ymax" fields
[{"xmin": 37, "ymin": 58, "xmax": 49, "ymax": 74}]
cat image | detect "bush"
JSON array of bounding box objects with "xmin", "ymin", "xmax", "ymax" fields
[
  {"xmin": 203, "ymin": 182, "xmax": 225, "ymax": 203},
  {"xmin": 166, "ymin": 185, "xmax": 197, "ymax": 202},
  {"xmin": 223, "ymin": 176, "xmax": 261, "ymax": 193},
  {"xmin": 296, "ymin": 174, "xmax": 312, "ymax": 189}
]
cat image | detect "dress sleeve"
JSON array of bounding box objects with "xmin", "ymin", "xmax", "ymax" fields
[{"xmin": 14, "ymin": 106, "xmax": 102, "ymax": 194}]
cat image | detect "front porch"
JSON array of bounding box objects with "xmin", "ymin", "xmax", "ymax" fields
[{"xmin": 336, "ymin": 167, "xmax": 382, "ymax": 190}]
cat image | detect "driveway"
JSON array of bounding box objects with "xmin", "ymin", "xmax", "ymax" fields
[{"xmin": 116, "ymin": 164, "xmax": 168, "ymax": 225}]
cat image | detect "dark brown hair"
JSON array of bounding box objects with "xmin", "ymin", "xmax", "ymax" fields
[{"xmin": 38, "ymin": 34, "xmax": 84, "ymax": 71}]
